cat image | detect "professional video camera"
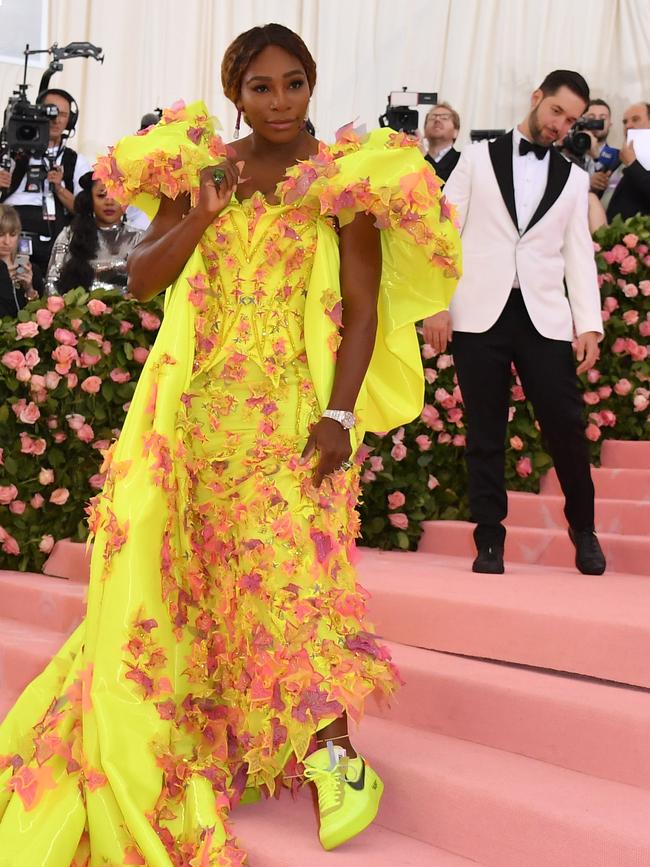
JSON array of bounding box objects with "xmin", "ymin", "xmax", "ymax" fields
[
  {"xmin": 562, "ymin": 117, "xmax": 604, "ymax": 159},
  {"xmin": 0, "ymin": 41, "xmax": 104, "ymax": 169},
  {"xmin": 379, "ymin": 87, "xmax": 437, "ymax": 135}
]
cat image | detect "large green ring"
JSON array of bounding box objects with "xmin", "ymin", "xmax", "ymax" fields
[{"xmin": 212, "ymin": 167, "xmax": 226, "ymax": 185}]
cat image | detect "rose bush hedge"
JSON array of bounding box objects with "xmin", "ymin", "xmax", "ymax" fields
[
  {"xmin": 358, "ymin": 213, "xmax": 650, "ymax": 550},
  {"xmin": 0, "ymin": 288, "xmax": 164, "ymax": 571},
  {"xmin": 1, "ymin": 217, "xmax": 648, "ymax": 570}
]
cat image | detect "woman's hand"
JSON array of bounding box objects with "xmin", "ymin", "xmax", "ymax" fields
[
  {"xmin": 194, "ymin": 160, "xmax": 244, "ymax": 223},
  {"xmin": 300, "ymin": 417, "xmax": 353, "ymax": 487}
]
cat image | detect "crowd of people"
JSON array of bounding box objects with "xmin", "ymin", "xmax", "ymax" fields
[{"xmin": 0, "ymin": 81, "xmax": 648, "ymax": 317}]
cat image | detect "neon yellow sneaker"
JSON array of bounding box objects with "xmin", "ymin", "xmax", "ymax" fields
[{"xmin": 303, "ymin": 742, "xmax": 384, "ymax": 850}]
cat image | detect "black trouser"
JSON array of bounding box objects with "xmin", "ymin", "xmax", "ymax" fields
[{"xmin": 452, "ymin": 288, "xmax": 595, "ymax": 548}]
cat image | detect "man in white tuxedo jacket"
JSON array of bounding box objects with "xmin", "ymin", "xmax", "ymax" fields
[{"xmin": 424, "ymin": 70, "xmax": 606, "ymax": 576}]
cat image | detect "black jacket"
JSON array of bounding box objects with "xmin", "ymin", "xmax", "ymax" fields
[
  {"xmin": 0, "ymin": 260, "xmax": 44, "ymax": 318},
  {"xmin": 424, "ymin": 147, "xmax": 461, "ymax": 184},
  {"xmin": 606, "ymin": 160, "xmax": 650, "ymax": 222}
]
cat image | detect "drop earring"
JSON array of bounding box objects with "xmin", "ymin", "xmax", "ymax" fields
[{"xmin": 233, "ymin": 109, "xmax": 242, "ymax": 140}]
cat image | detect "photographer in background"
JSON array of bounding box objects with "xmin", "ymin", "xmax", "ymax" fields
[
  {"xmin": 0, "ymin": 89, "xmax": 91, "ymax": 274},
  {"xmin": 584, "ymin": 99, "xmax": 619, "ymax": 195},
  {"xmin": 606, "ymin": 101, "xmax": 650, "ymax": 221},
  {"xmin": 0, "ymin": 204, "xmax": 44, "ymax": 317},
  {"xmin": 423, "ymin": 102, "xmax": 461, "ymax": 183}
]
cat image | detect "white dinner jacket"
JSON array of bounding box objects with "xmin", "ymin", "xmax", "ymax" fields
[{"xmin": 444, "ymin": 131, "xmax": 603, "ymax": 340}]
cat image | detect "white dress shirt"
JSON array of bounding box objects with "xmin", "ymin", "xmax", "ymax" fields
[
  {"xmin": 430, "ymin": 144, "xmax": 453, "ymax": 163},
  {"xmin": 512, "ymin": 127, "xmax": 549, "ymax": 235}
]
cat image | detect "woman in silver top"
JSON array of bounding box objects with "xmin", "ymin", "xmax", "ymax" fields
[{"xmin": 45, "ymin": 172, "xmax": 143, "ymax": 295}]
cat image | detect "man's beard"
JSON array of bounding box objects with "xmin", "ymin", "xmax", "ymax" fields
[{"xmin": 528, "ymin": 106, "xmax": 557, "ymax": 146}]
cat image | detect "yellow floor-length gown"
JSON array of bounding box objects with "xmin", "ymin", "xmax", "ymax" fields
[{"xmin": 0, "ymin": 102, "xmax": 460, "ymax": 865}]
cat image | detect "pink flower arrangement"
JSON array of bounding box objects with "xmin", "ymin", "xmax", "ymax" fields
[{"xmin": 387, "ymin": 491, "xmax": 406, "ymax": 510}]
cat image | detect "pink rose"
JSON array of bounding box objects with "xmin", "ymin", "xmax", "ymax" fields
[
  {"xmin": 80, "ymin": 351, "xmax": 101, "ymax": 367},
  {"xmin": 16, "ymin": 321, "xmax": 39, "ymax": 339},
  {"xmin": 585, "ymin": 423, "xmax": 601, "ymax": 441},
  {"xmin": 102, "ymin": 340, "xmax": 112, "ymax": 355},
  {"xmin": 87, "ymin": 299, "xmax": 108, "ymax": 315},
  {"xmin": 415, "ymin": 434, "xmax": 432, "ymax": 451},
  {"xmin": 610, "ymin": 244, "xmax": 628, "ymax": 263},
  {"xmin": 427, "ymin": 474, "xmax": 439, "ymax": 490},
  {"xmin": 77, "ymin": 423, "xmax": 95, "ymax": 443},
  {"xmin": 603, "ymin": 296, "xmax": 618, "ymax": 313},
  {"xmin": 611, "ymin": 337, "xmax": 626, "ymax": 354},
  {"xmin": 30, "ymin": 374, "xmax": 45, "ymax": 391},
  {"xmin": 583, "ymin": 392, "xmax": 600, "ymax": 405},
  {"xmin": 67, "ymin": 373, "xmax": 78, "ymax": 388},
  {"xmin": 0, "ymin": 484, "xmax": 18, "ymax": 504},
  {"xmin": 369, "ymin": 456, "xmax": 384, "ymax": 472},
  {"xmin": 47, "ymin": 416, "xmax": 59, "ymax": 429},
  {"xmin": 54, "ymin": 327, "xmax": 78, "ymax": 346},
  {"xmin": 510, "ymin": 436, "xmax": 524, "ymax": 451},
  {"xmin": 598, "ymin": 410, "xmax": 617, "ymax": 427},
  {"xmin": 361, "ymin": 470, "xmax": 376, "ymax": 483},
  {"xmin": 25, "ymin": 348, "xmax": 39, "ymax": 368},
  {"xmin": 92, "ymin": 439, "xmax": 110, "ymax": 450},
  {"xmin": 387, "ymin": 491, "xmax": 406, "ymax": 510},
  {"xmin": 89, "ymin": 473, "xmax": 106, "ymax": 489},
  {"xmin": 20, "ymin": 433, "xmax": 46, "ymax": 455},
  {"xmin": 614, "ymin": 379, "xmax": 632, "ymax": 397},
  {"xmin": 638, "ymin": 244, "xmax": 649, "ymax": 256},
  {"xmin": 586, "ymin": 369, "xmax": 600, "ymax": 383},
  {"xmin": 623, "ymin": 233, "xmax": 638, "ymax": 249},
  {"xmin": 2, "ymin": 535, "xmax": 20, "ymax": 556},
  {"xmin": 447, "ymin": 407, "xmax": 464, "ymax": 425},
  {"xmin": 39, "ymin": 468, "xmax": 54, "ymax": 485},
  {"xmin": 623, "ymin": 310, "xmax": 639, "ymax": 326},
  {"xmin": 16, "ymin": 366, "xmax": 31, "ymax": 383},
  {"xmin": 436, "ymin": 354, "xmax": 453, "ymax": 370},
  {"xmin": 421, "ymin": 404, "xmax": 440, "ymax": 428},
  {"xmin": 19, "ymin": 401, "xmax": 40, "ymax": 424},
  {"xmin": 421, "ymin": 343, "xmax": 436, "ymax": 360},
  {"xmin": 516, "ymin": 456, "xmax": 533, "ymax": 477},
  {"xmin": 597, "ymin": 386, "xmax": 612, "ymax": 399},
  {"xmin": 392, "ymin": 426, "xmax": 405, "ymax": 444},
  {"xmin": 9, "ymin": 500, "xmax": 26, "ymax": 515},
  {"xmin": 67, "ymin": 413, "xmax": 86, "ymax": 430},
  {"xmin": 53, "ymin": 432, "xmax": 67, "ymax": 443},
  {"xmin": 119, "ymin": 320, "xmax": 134, "ymax": 334},
  {"xmin": 51, "ymin": 344, "xmax": 78, "ymax": 374},
  {"xmin": 639, "ymin": 280, "xmax": 650, "ymax": 296},
  {"xmin": 622, "ymin": 283, "xmax": 638, "ymax": 298},
  {"xmin": 424, "ymin": 368, "xmax": 438, "ymax": 384},
  {"xmin": 620, "ymin": 256, "xmax": 637, "ymax": 275},
  {"xmin": 44, "ymin": 371, "xmax": 61, "ymax": 389},
  {"xmin": 47, "ymin": 296, "xmax": 65, "ymax": 313},
  {"xmin": 49, "ymin": 488, "xmax": 70, "ymax": 505},
  {"xmin": 2, "ymin": 350, "xmax": 26, "ymax": 370},
  {"xmin": 633, "ymin": 392, "xmax": 649, "ymax": 412},
  {"xmin": 139, "ymin": 310, "xmax": 161, "ymax": 331},
  {"xmin": 39, "ymin": 535, "xmax": 55, "ymax": 554},
  {"xmin": 81, "ymin": 375, "xmax": 102, "ymax": 394},
  {"xmin": 31, "ymin": 494, "xmax": 44, "ymax": 509},
  {"xmin": 71, "ymin": 319, "xmax": 82, "ymax": 332},
  {"xmin": 110, "ymin": 368, "xmax": 131, "ymax": 384},
  {"xmin": 640, "ymin": 321, "xmax": 650, "ymax": 338},
  {"xmin": 390, "ymin": 443, "xmax": 407, "ymax": 461},
  {"xmin": 388, "ymin": 512, "xmax": 409, "ymax": 530},
  {"xmin": 630, "ymin": 343, "xmax": 648, "ymax": 362},
  {"xmin": 453, "ymin": 434, "xmax": 466, "ymax": 447},
  {"xmin": 601, "ymin": 310, "xmax": 610, "ymax": 323},
  {"xmin": 35, "ymin": 308, "xmax": 54, "ymax": 329},
  {"xmin": 133, "ymin": 346, "xmax": 150, "ymax": 364},
  {"xmin": 438, "ymin": 432, "xmax": 452, "ymax": 444}
]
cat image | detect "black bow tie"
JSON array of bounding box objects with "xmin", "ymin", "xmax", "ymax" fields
[{"xmin": 519, "ymin": 138, "xmax": 549, "ymax": 160}]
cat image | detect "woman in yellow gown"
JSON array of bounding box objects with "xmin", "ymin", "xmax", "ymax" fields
[{"xmin": 0, "ymin": 23, "xmax": 460, "ymax": 866}]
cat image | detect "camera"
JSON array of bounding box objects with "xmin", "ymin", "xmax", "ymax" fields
[
  {"xmin": 562, "ymin": 118, "xmax": 604, "ymax": 158},
  {"xmin": 3, "ymin": 98, "xmax": 58, "ymax": 158},
  {"xmin": 379, "ymin": 88, "xmax": 437, "ymax": 135}
]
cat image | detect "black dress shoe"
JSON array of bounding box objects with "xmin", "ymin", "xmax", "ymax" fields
[
  {"xmin": 472, "ymin": 545, "xmax": 505, "ymax": 574},
  {"xmin": 568, "ymin": 528, "xmax": 606, "ymax": 575}
]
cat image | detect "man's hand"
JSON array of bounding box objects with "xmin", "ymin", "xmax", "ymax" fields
[
  {"xmin": 575, "ymin": 331, "xmax": 600, "ymax": 375},
  {"xmin": 0, "ymin": 169, "xmax": 11, "ymax": 190},
  {"xmin": 590, "ymin": 170, "xmax": 610, "ymax": 192},
  {"xmin": 47, "ymin": 165, "xmax": 64, "ymax": 189},
  {"xmin": 423, "ymin": 310, "xmax": 453, "ymax": 354},
  {"xmin": 619, "ymin": 140, "xmax": 636, "ymax": 167}
]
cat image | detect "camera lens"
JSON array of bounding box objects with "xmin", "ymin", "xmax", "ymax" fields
[{"xmin": 16, "ymin": 123, "xmax": 39, "ymax": 141}]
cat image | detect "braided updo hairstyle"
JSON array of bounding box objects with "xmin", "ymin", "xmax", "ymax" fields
[{"xmin": 221, "ymin": 23, "xmax": 317, "ymax": 106}]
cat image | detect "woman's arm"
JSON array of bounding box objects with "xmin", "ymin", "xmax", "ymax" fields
[
  {"xmin": 127, "ymin": 161, "xmax": 241, "ymax": 302},
  {"xmin": 301, "ymin": 212, "xmax": 382, "ymax": 486},
  {"xmin": 44, "ymin": 227, "xmax": 71, "ymax": 296}
]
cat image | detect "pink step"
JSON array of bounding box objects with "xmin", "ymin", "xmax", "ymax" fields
[
  {"xmin": 43, "ymin": 538, "xmax": 92, "ymax": 582},
  {"xmin": 506, "ymin": 492, "xmax": 650, "ymax": 535},
  {"xmin": 368, "ymin": 642, "xmax": 650, "ymax": 789},
  {"xmin": 419, "ymin": 520, "xmax": 650, "ymax": 575},
  {"xmin": 600, "ymin": 439, "xmax": 650, "ymax": 470},
  {"xmin": 359, "ymin": 550, "xmax": 650, "ymax": 688},
  {"xmin": 0, "ymin": 570, "xmax": 86, "ymax": 633},
  {"xmin": 233, "ymin": 793, "xmax": 475, "ymax": 866},
  {"xmin": 0, "ymin": 617, "xmax": 69, "ymax": 693},
  {"xmin": 541, "ymin": 466, "xmax": 650, "ymax": 500},
  {"xmin": 355, "ymin": 716, "xmax": 650, "ymax": 867}
]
